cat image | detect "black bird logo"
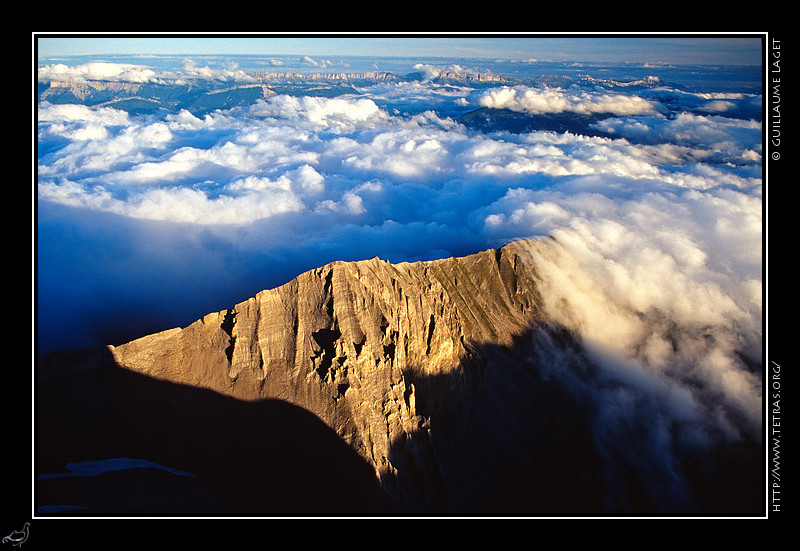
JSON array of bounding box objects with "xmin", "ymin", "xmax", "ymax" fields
[{"xmin": 2, "ymin": 523, "xmax": 29, "ymax": 547}]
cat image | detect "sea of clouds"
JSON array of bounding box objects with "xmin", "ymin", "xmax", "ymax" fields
[{"xmin": 36, "ymin": 59, "xmax": 763, "ymax": 511}]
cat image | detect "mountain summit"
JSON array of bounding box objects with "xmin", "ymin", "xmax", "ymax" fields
[
  {"xmin": 104, "ymin": 239, "xmax": 547, "ymax": 513},
  {"xmin": 36, "ymin": 238, "xmax": 762, "ymax": 516}
]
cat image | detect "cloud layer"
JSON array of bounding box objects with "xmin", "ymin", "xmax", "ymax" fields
[
  {"xmin": 37, "ymin": 61, "xmax": 763, "ymax": 511},
  {"xmin": 37, "ymin": 61, "xmax": 159, "ymax": 83},
  {"xmin": 475, "ymin": 85, "xmax": 665, "ymax": 116},
  {"xmin": 37, "ymin": 64, "xmax": 762, "ymax": 331}
]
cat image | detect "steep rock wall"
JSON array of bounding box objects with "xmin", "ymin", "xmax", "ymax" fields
[{"xmin": 108, "ymin": 240, "xmax": 544, "ymax": 510}]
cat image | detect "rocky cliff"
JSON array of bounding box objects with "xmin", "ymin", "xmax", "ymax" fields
[
  {"xmin": 36, "ymin": 238, "xmax": 762, "ymax": 516},
  {"xmin": 104, "ymin": 239, "xmax": 549, "ymax": 512}
]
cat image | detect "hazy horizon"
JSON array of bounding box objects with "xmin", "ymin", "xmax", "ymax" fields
[{"xmin": 35, "ymin": 34, "xmax": 764, "ymax": 65}]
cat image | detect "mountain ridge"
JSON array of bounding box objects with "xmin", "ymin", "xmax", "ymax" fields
[
  {"xmin": 36, "ymin": 237, "xmax": 763, "ymax": 516},
  {"xmin": 37, "ymin": 68, "xmax": 675, "ymax": 119},
  {"xmin": 104, "ymin": 238, "xmax": 546, "ymax": 507}
]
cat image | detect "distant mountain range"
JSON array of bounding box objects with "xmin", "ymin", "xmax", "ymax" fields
[
  {"xmin": 36, "ymin": 68, "xmax": 671, "ymax": 118},
  {"xmin": 39, "ymin": 67, "xmax": 764, "ymax": 142}
]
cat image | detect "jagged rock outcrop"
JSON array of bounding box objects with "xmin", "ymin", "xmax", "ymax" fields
[{"xmin": 106, "ymin": 239, "xmax": 546, "ymax": 511}]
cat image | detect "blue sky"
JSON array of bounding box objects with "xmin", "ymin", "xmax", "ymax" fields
[{"xmin": 35, "ymin": 34, "xmax": 764, "ymax": 66}]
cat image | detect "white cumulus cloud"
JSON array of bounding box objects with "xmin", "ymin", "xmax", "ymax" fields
[
  {"xmin": 475, "ymin": 86, "xmax": 664, "ymax": 116},
  {"xmin": 37, "ymin": 62, "xmax": 158, "ymax": 83}
]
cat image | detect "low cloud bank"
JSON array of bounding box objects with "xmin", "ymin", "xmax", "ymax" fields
[
  {"xmin": 37, "ymin": 60, "xmax": 258, "ymax": 86},
  {"xmin": 37, "ymin": 61, "xmax": 158, "ymax": 83},
  {"xmin": 37, "ymin": 83, "xmax": 762, "ymax": 344},
  {"xmin": 475, "ymin": 85, "xmax": 665, "ymax": 116},
  {"xmin": 519, "ymin": 223, "xmax": 761, "ymax": 511}
]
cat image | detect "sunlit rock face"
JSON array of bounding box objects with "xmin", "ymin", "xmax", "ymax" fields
[
  {"xmin": 98, "ymin": 238, "xmax": 761, "ymax": 516},
  {"xmin": 107, "ymin": 240, "xmax": 544, "ymax": 512}
]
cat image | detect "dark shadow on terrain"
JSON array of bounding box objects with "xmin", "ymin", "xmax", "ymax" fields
[
  {"xmin": 457, "ymin": 107, "xmax": 618, "ymax": 139},
  {"xmin": 36, "ymin": 323, "xmax": 763, "ymax": 518},
  {"xmin": 387, "ymin": 324, "xmax": 763, "ymax": 517},
  {"xmin": 36, "ymin": 348, "xmax": 389, "ymax": 517}
]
